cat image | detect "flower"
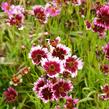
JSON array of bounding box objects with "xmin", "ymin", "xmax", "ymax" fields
[
  {"xmin": 100, "ymin": 64, "xmax": 109, "ymax": 75},
  {"xmin": 48, "ymin": 36, "xmax": 61, "ymax": 47},
  {"xmin": 45, "ymin": 3, "xmax": 61, "ymax": 17},
  {"xmin": 3, "ymin": 87, "xmax": 18, "ymax": 103},
  {"xmin": 51, "ymin": 44, "xmax": 71, "ymax": 60},
  {"xmin": 64, "ymin": 55, "xmax": 83, "ymax": 77},
  {"xmin": 53, "ymin": 79, "xmax": 73, "ymax": 99},
  {"xmin": 1, "ymin": 2, "xmax": 10, "ymax": 13},
  {"xmin": 38, "ymin": 85, "xmax": 54, "ymax": 103},
  {"xmin": 41, "ymin": 57, "xmax": 63, "ymax": 77},
  {"xmin": 103, "ymin": 43, "xmax": 109, "ymax": 59},
  {"xmin": 95, "ymin": 4, "xmax": 109, "ymax": 30},
  {"xmin": 7, "ymin": 14, "xmax": 24, "ymax": 29},
  {"xmin": 10, "ymin": 74, "xmax": 22, "ymax": 86},
  {"xmin": 99, "ymin": 84, "xmax": 109, "ymax": 100},
  {"xmin": 33, "ymin": 77, "xmax": 45, "ymax": 93},
  {"xmin": 2, "ymin": 3, "xmax": 25, "ymax": 29},
  {"xmin": 29, "ymin": 46, "xmax": 48, "ymax": 65},
  {"xmin": 33, "ymin": 5, "xmax": 48, "ymax": 24},
  {"xmin": 64, "ymin": 96, "xmax": 79, "ymax": 109}
]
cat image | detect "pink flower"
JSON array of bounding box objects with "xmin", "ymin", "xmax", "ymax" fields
[
  {"xmin": 7, "ymin": 14, "xmax": 24, "ymax": 29},
  {"xmin": 99, "ymin": 84, "xmax": 109, "ymax": 100},
  {"xmin": 2, "ymin": 3, "xmax": 25, "ymax": 29},
  {"xmin": 95, "ymin": 4, "xmax": 109, "ymax": 30},
  {"xmin": 33, "ymin": 77, "xmax": 45, "ymax": 93},
  {"xmin": 64, "ymin": 55, "xmax": 83, "ymax": 77},
  {"xmin": 3, "ymin": 87, "xmax": 18, "ymax": 103},
  {"xmin": 51, "ymin": 44, "xmax": 71, "ymax": 60},
  {"xmin": 64, "ymin": 96, "xmax": 79, "ymax": 109},
  {"xmin": 53, "ymin": 79, "xmax": 73, "ymax": 99},
  {"xmin": 103, "ymin": 43, "xmax": 109, "ymax": 59},
  {"xmin": 45, "ymin": 3, "xmax": 61, "ymax": 17},
  {"xmin": 1, "ymin": 2, "xmax": 10, "ymax": 13},
  {"xmin": 29, "ymin": 46, "xmax": 48, "ymax": 65},
  {"xmin": 41, "ymin": 57, "xmax": 63, "ymax": 77},
  {"xmin": 9, "ymin": 5, "xmax": 24, "ymax": 16},
  {"xmin": 38, "ymin": 85, "xmax": 54, "ymax": 103},
  {"xmin": 33, "ymin": 5, "xmax": 48, "ymax": 24}
]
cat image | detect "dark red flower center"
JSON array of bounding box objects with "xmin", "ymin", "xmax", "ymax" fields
[
  {"xmin": 49, "ymin": 64, "xmax": 56, "ymax": 72},
  {"xmin": 41, "ymin": 87, "xmax": 53, "ymax": 100},
  {"xmin": 59, "ymin": 86, "xmax": 64, "ymax": 93},
  {"xmin": 52, "ymin": 47, "xmax": 66, "ymax": 59}
]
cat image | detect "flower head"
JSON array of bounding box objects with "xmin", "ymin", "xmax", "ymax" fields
[
  {"xmin": 38, "ymin": 85, "xmax": 54, "ymax": 103},
  {"xmin": 99, "ymin": 84, "xmax": 109, "ymax": 100},
  {"xmin": 10, "ymin": 74, "xmax": 22, "ymax": 86},
  {"xmin": 29, "ymin": 46, "xmax": 48, "ymax": 65},
  {"xmin": 3, "ymin": 87, "xmax": 18, "ymax": 103},
  {"xmin": 41, "ymin": 57, "xmax": 63, "ymax": 77},
  {"xmin": 95, "ymin": 4, "xmax": 109, "ymax": 29},
  {"xmin": 51, "ymin": 44, "xmax": 71, "ymax": 60},
  {"xmin": 64, "ymin": 96, "xmax": 79, "ymax": 109},
  {"xmin": 53, "ymin": 79, "xmax": 73, "ymax": 99},
  {"xmin": 33, "ymin": 5, "xmax": 48, "ymax": 24},
  {"xmin": 33, "ymin": 77, "xmax": 45, "ymax": 93},
  {"xmin": 48, "ymin": 36, "xmax": 61, "ymax": 47},
  {"xmin": 1, "ymin": 2, "xmax": 10, "ymax": 13},
  {"xmin": 100, "ymin": 64, "xmax": 109, "ymax": 75},
  {"xmin": 64, "ymin": 55, "xmax": 83, "ymax": 77},
  {"xmin": 2, "ymin": 3, "xmax": 25, "ymax": 29}
]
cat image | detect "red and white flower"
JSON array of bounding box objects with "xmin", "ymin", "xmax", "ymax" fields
[
  {"xmin": 51, "ymin": 44, "xmax": 71, "ymax": 60},
  {"xmin": 29, "ymin": 45, "xmax": 48, "ymax": 65},
  {"xmin": 95, "ymin": 4, "xmax": 109, "ymax": 30},
  {"xmin": 33, "ymin": 5, "xmax": 48, "ymax": 24},
  {"xmin": 3, "ymin": 87, "xmax": 18, "ymax": 103},
  {"xmin": 38, "ymin": 84, "xmax": 54, "ymax": 103},
  {"xmin": 53, "ymin": 79, "xmax": 73, "ymax": 99},
  {"xmin": 64, "ymin": 55, "xmax": 83, "ymax": 77},
  {"xmin": 99, "ymin": 84, "xmax": 109, "ymax": 100},
  {"xmin": 64, "ymin": 96, "xmax": 79, "ymax": 109},
  {"xmin": 41, "ymin": 57, "xmax": 64, "ymax": 77},
  {"xmin": 33, "ymin": 77, "xmax": 45, "ymax": 93}
]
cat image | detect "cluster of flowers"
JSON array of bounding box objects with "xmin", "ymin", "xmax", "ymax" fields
[
  {"xmin": 1, "ymin": 2, "xmax": 25, "ymax": 29},
  {"xmin": 29, "ymin": 36, "xmax": 83, "ymax": 108},
  {"xmin": 85, "ymin": 3, "xmax": 109, "ymax": 38},
  {"xmin": 3, "ymin": 67, "xmax": 30, "ymax": 103},
  {"xmin": 1, "ymin": 0, "xmax": 86, "ymax": 29},
  {"xmin": 1, "ymin": 1, "xmax": 61, "ymax": 28}
]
